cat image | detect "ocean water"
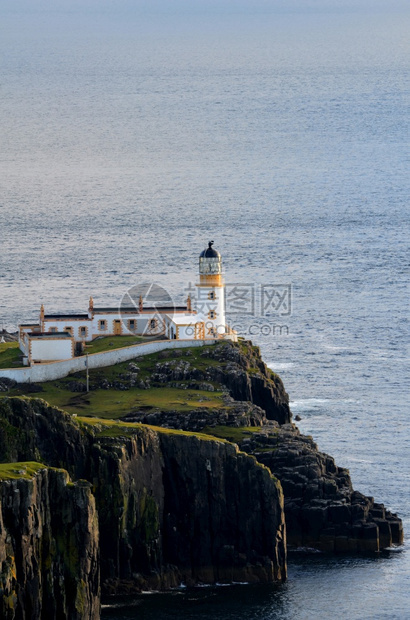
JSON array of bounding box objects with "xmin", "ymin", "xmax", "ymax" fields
[{"xmin": 1, "ymin": 1, "xmax": 409, "ymax": 618}]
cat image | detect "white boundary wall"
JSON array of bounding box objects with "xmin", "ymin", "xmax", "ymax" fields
[{"xmin": 0, "ymin": 339, "xmax": 216, "ymax": 383}]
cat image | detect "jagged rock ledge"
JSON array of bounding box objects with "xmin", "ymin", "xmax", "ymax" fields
[
  {"xmin": 239, "ymin": 423, "xmax": 403, "ymax": 552},
  {"xmin": 122, "ymin": 398, "xmax": 267, "ymax": 431}
]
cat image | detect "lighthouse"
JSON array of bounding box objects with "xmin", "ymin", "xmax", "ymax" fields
[{"xmin": 196, "ymin": 241, "xmax": 226, "ymax": 337}]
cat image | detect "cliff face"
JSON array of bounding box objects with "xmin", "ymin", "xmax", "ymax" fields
[
  {"xmin": 240, "ymin": 423, "xmax": 404, "ymax": 552},
  {"xmin": 0, "ymin": 397, "xmax": 287, "ymax": 603},
  {"xmin": 208, "ymin": 343, "xmax": 291, "ymax": 425},
  {"xmin": 94, "ymin": 431, "xmax": 285, "ymax": 592},
  {"xmin": 0, "ymin": 466, "xmax": 99, "ymax": 620},
  {"xmin": 159, "ymin": 433, "xmax": 285, "ymax": 585}
]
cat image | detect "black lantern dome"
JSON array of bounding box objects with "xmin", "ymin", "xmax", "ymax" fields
[
  {"xmin": 199, "ymin": 241, "xmax": 221, "ymax": 259},
  {"xmin": 199, "ymin": 241, "xmax": 222, "ymax": 276}
]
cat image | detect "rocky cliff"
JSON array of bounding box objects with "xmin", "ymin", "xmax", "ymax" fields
[
  {"xmin": 113, "ymin": 340, "xmax": 403, "ymax": 554},
  {"xmin": 0, "ymin": 395, "xmax": 286, "ymax": 607},
  {"xmin": 239, "ymin": 421, "xmax": 403, "ymax": 552},
  {"xmin": 0, "ymin": 464, "xmax": 99, "ymax": 619}
]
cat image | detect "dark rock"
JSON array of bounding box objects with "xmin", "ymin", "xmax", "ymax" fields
[
  {"xmin": 0, "ymin": 378, "xmax": 17, "ymax": 392},
  {"xmin": 65, "ymin": 380, "xmax": 87, "ymax": 392},
  {"xmin": 240, "ymin": 421, "xmax": 403, "ymax": 553},
  {"xmin": 0, "ymin": 467, "xmax": 100, "ymax": 619},
  {"xmin": 0, "ymin": 330, "xmax": 18, "ymax": 342},
  {"xmin": 15, "ymin": 382, "xmax": 43, "ymax": 393},
  {"xmin": 123, "ymin": 401, "xmax": 266, "ymax": 432},
  {"xmin": 149, "ymin": 342, "xmax": 292, "ymax": 425}
]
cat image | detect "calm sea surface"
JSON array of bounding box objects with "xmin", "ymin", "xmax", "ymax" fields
[{"xmin": 1, "ymin": 1, "xmax": 409, "ymax": 618}]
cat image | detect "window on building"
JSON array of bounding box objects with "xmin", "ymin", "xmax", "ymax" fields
[
  {"xmin": 150, "ymin": 319, "xmax": 157, "ymax": 329},
  {"xmin": 49, "ymin": 327, "xmax": 58, "ymax": 333},
  {"xmin": 128, "ymin": 319, "xmax": 136, "ymax": 330},
  {"xmin": 64, "ymin": 327, "xmax": 73, "ymax": 335},
  {"xmin": 208, "ymin": 310, "xmax": 216, "ymax": 320},
  {"xmin": 99, "ymin": 320, "xmax": 106, "ymax": 331},
  {"xmin": 208, "ymin": 291, "xmax": 215, "ymax": 300},
  {"xmin": 79, "ymin": 326, "xmax": 87, "ymax": 337}
]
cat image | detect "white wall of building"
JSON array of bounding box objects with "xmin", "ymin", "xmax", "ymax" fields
[
  {"xmin": 39, "ymin": 313, "xmax": 167, "ymax": 340},
  {"xmin": 30, "ymin": 338, "xmax": 73, "ymax": 362},
  {"xmin": 20, "ymin": 333, "xmax": 30, "ymax": 357},
  {"xmin": 41, "ymin": 319, "xmax": 93, "ymax": 342},
  {"xmin": 90, "ymin": 313, "xmax": 120, "ymax": 336},
  {"xmin": 175, "ymin": 324, "xmax": 194, "ymax": 340}
]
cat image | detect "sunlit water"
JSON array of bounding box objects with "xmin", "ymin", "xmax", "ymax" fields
[{"xmin": 1, "ymin": 1, "xmax": 409, "ymax": 618}]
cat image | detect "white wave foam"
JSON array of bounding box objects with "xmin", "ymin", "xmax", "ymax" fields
[
  {"xmin": 290, "ymin": 399, "xmax": 330, "ymax": 409},
  {"xmin": 291, "ymin": 398, "xmax": 358, "ymax": 411},
  {"xmin": 267, "ymin": 362, "xmax": 294, "ymax": 370}
]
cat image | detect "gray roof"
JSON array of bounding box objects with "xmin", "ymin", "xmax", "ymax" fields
[
  {"xmin": 29, "ymin": 332, "xmax": 72, "ymax": 338},
  {"xmin": 44, "ymin": 314, "xmax": 89, "ymax": 320},
  {"xmin": 94, "ymin": 306, "xmax": 188, "ymax": 313}
]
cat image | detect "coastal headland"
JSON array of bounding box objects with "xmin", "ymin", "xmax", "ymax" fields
[{"xmin": 0, "ymin": 340, "xmax": 403, "ymax": 618}]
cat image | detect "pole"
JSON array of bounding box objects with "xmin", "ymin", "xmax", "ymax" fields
[{"xmin": 86, "ymin": 353, "xmax": 89, "ymax": 393}]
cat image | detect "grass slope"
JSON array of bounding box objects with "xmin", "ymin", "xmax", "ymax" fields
[
  {"xmin": 0, "ymin": 461, "xmax": 47, "ymax": 480},
  {"xmin": 84, "ymin": 335, "xmax": 147, "ymax": 354},
  {"xmin": 0, "ymin": 342, "xmax": 24, "ymax": 369},
  {"xmin": 77, "ymin": 416, "xmax": 228, "ymax": 442},
  {"xmin": 34, "ymin": 384, "xmax": 224, "ymax": 418},
  {"xmin": 201, "ymin": 425, "xmax": 262, "ymax": 443}
]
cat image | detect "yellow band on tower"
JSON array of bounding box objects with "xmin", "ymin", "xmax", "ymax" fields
[{"xmin": 199, "ymin": 274, "xmax": 223, "ymax": 286}]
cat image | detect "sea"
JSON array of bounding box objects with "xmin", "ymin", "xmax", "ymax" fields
[{"xmin": 0, "ymin": 1, "xmax": 409, "ymax": 618}]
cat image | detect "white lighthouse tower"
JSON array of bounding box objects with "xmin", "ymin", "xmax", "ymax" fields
[{"xmin": 196, "ymin": 241, "xmax": 226, "ymax": 337}]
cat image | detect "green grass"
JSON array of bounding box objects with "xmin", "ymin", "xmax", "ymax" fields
[
  {"xmin": 84, "ymin": 335, "xmax": 147, "ymax": 354},
  {"xmin": 77, "ymin": 416, "xmax": 228, "ymax": 442},
  {"xmin": 247, "ymin": 367, "xmax": 262, "ymax": 375},
  {"xmin": 0, "ymin": 461, "xmax": 46, "ymax": 480},
  {"xmin": 200, "ymin": 425, "xmax": 262, "ymax": 443},
  {"xmin": 1, "ymin": 367, "xmax": 225, "ymax": 418},
  {"xmin": 0, "ymin": 342, "xmax": 24, "ymax": 369},
  {"xmin": 77, "ymin": 342, "xmax": 223, "ymax": 384},
  {"xmin": 32, "ymin": 384, "xmax": 225, "ymax": 419}
]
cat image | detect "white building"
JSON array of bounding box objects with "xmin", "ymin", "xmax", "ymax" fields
[{"xmin": 18, "ymin": 242, "xmax": 236, "ymax": 364}]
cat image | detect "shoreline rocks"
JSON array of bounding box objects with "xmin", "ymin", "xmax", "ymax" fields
[{"xmin": 236, "ymin": 423, "xmax": 404, "ymax": 552}]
